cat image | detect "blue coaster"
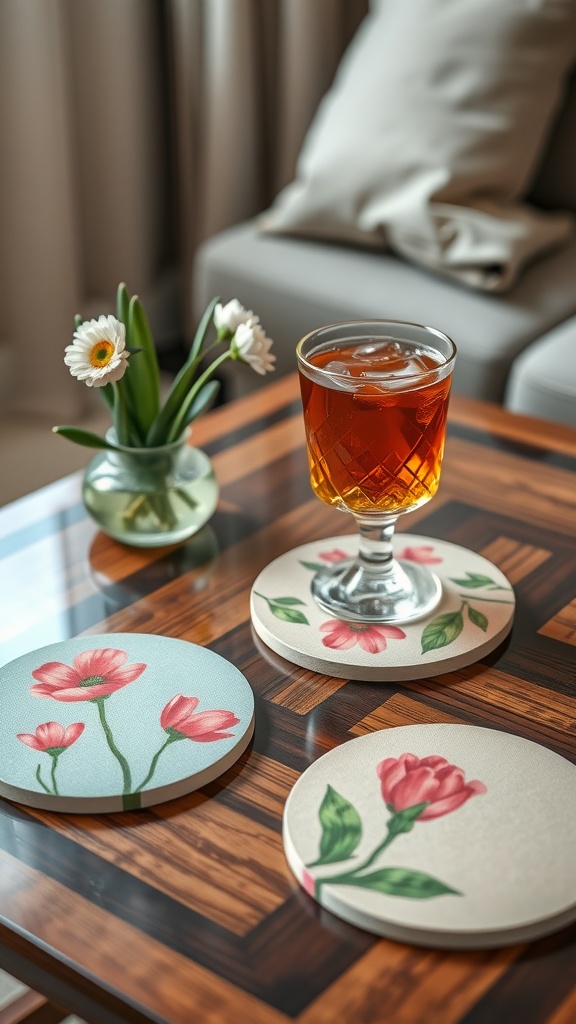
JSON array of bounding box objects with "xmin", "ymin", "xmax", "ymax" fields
[{"xmin": 0, "ymin": 634, "xmax": 254, "ymax": 812}]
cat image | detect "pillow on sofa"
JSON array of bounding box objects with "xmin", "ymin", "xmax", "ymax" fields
[{"xmin": 261, "ymin": 0, "xmax": 576, "ymax": 291}]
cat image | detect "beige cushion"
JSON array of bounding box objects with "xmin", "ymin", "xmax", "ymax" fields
[{"xmin": 261, "ymin": 0, "xmax": 576, "ymax": 292}]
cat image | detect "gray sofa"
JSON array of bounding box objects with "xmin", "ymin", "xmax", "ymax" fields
[
  {"xmin": 193, "ymin": 26, "xmax": 576, "ymax": 427},
  {"xmin": 194, "ymin": 217, "xmax": 576, "ymax": 425}
]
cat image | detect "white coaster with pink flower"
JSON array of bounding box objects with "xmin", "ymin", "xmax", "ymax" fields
[
  {"xmin": 0, "ymin": 633, "xmax": 254, "ymax": 812},
  {"xmin": 250, "ymin": 534, "xmax": 515, "ymax": 680},
  {"xmin": 283, "ymin": 723, "xmax": 576, "ymax": 947}
]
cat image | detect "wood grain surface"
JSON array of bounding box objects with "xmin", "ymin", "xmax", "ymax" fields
[{"xmin": 0, "ymin": 375, "xmax": 575, "ymax": 1024}]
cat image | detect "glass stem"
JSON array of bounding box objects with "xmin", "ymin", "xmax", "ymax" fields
[{"xmin": 355, "ymin": 516, "xmax": 398, "ymax": 578}]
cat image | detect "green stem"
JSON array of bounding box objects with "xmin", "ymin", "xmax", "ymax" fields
[
  {"xmin": 35, "ymin": 763, "xmax": 52, "ymax": 795},
  {"xmin": 166, "ymin": 350, "xmax": 232, "ymax": 442},
  {"xmin": 175, "ymin": 487, "xmax": 198, "ymax": 511},
  {"xmin": 50, "ymin": 753, "xmax": 60, "ymax": 797},
  {"xmin": 95, "ymin": 698, "xmax": 132, "ymax": 793},
  {"xmin": 316, "ymin": 830, "xmax": 398, "ymax": 898},
  {"xmin": 459, "ymin": 595, "xmax": 514, "ymax": 605},
  {"xmin": 112, "ymin": 381, "xmax": 131, "ymax": 445},
  {"xmin": 196, "ymin": 336, "xmax": 227, "ymax": 361},
  {"xmin": 313, "ymin": 806, "xmax": 428, "ymax": 898},
  {"xmin": 135, "ymin": 734, "xmax": 180, "ymax": 793}
]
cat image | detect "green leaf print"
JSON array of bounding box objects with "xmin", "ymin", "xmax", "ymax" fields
[
  {"xmin": 308, "ymin": 785, "xmax": 362, "ymax": 867},
  {"xmin": 450, "ymin": 572, "xmax": 503, "ymax": 589},
  {"xmin": 334, "ymin": 866, "xmax": 461, "ymax": 899},
  {"xmin": 269, "ymin": 605, "xmax": 309, "ymax": 624},
  {"xmin": 467, "ymin": 605, "xmax": 488, "ymax": 631},
  {"xmin": 253, "ymin": 592, "xmax": 310, "ymax": 625},
  {"xmin": 421, "ymin": 610, "xmax": 464, "ymax": 653}
]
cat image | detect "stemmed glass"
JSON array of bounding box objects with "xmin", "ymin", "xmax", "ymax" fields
[{"xmin": 296, "ymin": 320, "xmax": 456, "ymax": 624}]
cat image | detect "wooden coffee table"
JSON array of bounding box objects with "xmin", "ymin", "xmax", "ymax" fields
[{"xmin": 0, "ymin": 374, "xmax": 575, "ymax": 1024}]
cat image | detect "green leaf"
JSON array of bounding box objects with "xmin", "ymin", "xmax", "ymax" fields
[
  {"xmin": 421, "ymin": 610, "xmax": 464, "ymax": 653},
  {"xmin": 468, "ymin": 605, "xmax": 488, "ymax": 631},
  {"xmin": 123, "ymin": 296, "xmax": 161, "ymax": 440},
  {"xmin": 267, "ymin": 596, "xmax": 307, "ymax": 606},
  {"xmin": 311, "ymin": 785, "xmax": 362, "ymax": 866},
  {"xmin": 300, "ymin": 561, "xmax": 324, "ymax": 572},
  {"xmin": 190, "ymin": 295, "xmax": 219, "ymax": 361},
  {"xmin": 146, "ymin": 297, "xmax": 220, "ymax": 446},
  {"xmin": 339, "ymin": 866, "xmax": 461, "ymax": 899},
  {"xmin": 180, "ymin": 380, "xmax": 220, "ymax": 427},
  {"xmin": 167, "ymin": 348, "xmax": 231, "ymax": 443},
  {"xmin": 112, "ymin": 379, "xmax": 140, "ymax": 446},
  {"xmin": 52, "ymin": 426, "xmax": 117, "ymax": 450},
  {"xmin": 269, "ymin": 605, "xmax": 309, "ymax": 625},
  {"xmin": 116, "ymin": 282, "xmax": 130, "ymax": 327},
  {"xmin": 450, "ymin": 572, "xmax": 496, "ymax": 589}
]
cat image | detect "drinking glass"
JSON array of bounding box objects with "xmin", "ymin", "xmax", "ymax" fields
[{"xmin": 297, "ymin": 320, "xmax": 456, "ymax": 624}]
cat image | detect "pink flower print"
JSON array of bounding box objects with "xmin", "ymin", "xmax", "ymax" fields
[
  {"xmin": 161, "ymin": 695, "xmax": 240, "ymax": 742},
  {"xmin": 396, "ymin": 544, "xmax": 442, "ymax": 565},
  {"xmin": 30, "ymin": 648, "xmax": 146, "ymax": 702},
  {"xmin": 134, "ymin": 696, "xmax": 241, "ymax": 795},
  {"xmin": 320, "ymin": 619, "xmax": 406, "ymax": 654},
  {"xmin": 17, "ymin": 721, "xmax": 85, "ymax": 753},
  {"xmin": 377, "ymin": 753, "xmax": 487, "ymax": 820},
  {"xmin": 319, "ymin": 548, "xmax": 349, "ymax": 563},
  {"xmin": 17, "ymin": 721, "xmax": 86, "ymax": 797}
]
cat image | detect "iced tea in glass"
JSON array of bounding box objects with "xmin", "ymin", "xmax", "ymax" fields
[{"xmin": 297, "ymin": 321, "xmax": 456, "ymax": 623}]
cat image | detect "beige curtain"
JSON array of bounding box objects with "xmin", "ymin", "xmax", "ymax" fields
[{"xmin": 0, "ymin": 0, "xmax": 367, "ymax": 419}]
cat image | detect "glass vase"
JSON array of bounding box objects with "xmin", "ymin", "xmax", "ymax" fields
[{"xmin": 82, "ymin": 429, "xmax": 218, "ymax": 547}]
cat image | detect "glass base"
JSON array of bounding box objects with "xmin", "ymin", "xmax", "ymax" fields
[{"xmin": 311, "ymin": 557, "xmax": 442, "ymax": 624}]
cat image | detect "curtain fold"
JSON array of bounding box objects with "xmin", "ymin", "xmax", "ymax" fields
[
  {"xmin": 0, "ymin": 0, "xmax": 367, "ymax": 417},
  {"xmin": 67, "ymin": 0, "xmax": 169, "ymax": 302},
  {"xmin": 0, "ymin": 0, "xmax": 84, "ymax": 417}
]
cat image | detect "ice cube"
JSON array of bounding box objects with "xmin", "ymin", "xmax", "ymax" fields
[
  {"xmin": 351, "ymin": 340, "xmax": 401, "ymax": 361},
  {"xmin": 360, "ymin": 359, "xmax": 412, "ymax": 379},
  {"xmin": 357, "ymin": 342, "xmax": 433, "ymax": 377},
  {"xmin": 323, "ymin": 360, "xmax": 352, "ymax": 375}
]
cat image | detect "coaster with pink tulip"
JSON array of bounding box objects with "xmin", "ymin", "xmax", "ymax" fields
[{"xmin": 283, "ymin": 724, "xmax": 576, "ymax": 947}]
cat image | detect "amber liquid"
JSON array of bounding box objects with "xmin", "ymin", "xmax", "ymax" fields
[{"xmin": 299, "ymin": 339, "xmax": 453, "ymax": 515}]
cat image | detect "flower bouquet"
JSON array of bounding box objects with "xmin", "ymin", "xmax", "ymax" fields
[{"xmin": 54, "ymin": 284, "xmax": 275, "ymax": 545}]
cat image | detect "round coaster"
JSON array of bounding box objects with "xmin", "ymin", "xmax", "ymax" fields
[
  {"xmin": 251, "ymin": 534, "xmax": 515, "ymax": 680},
  {"xmin": 283, "ymin": 724, "xmax": 576, "ymax": 948},
  {"xmin": 0, "ymin": 634, "xmax": 254, "ymax": 812}
]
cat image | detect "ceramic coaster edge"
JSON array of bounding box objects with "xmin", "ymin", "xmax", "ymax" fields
[
  {"xmin": 253, "ymin": 610, "xmax": 512, "ymax": 681},
  {"xmin": 251, "ymin": 534, "xmax": 515, "ymax": 681}
]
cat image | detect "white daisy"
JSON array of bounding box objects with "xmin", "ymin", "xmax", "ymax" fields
[
  {"xmin": 214, "ymin": 299, "xmax": 258, "ymax": 335},
  {"xmin": 64, "ymin": 315, "xmax": 129, "ymax": 387},
  {"xmin": 232, "ymin": 321, "xmax": 276, "ymax": 375}
]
